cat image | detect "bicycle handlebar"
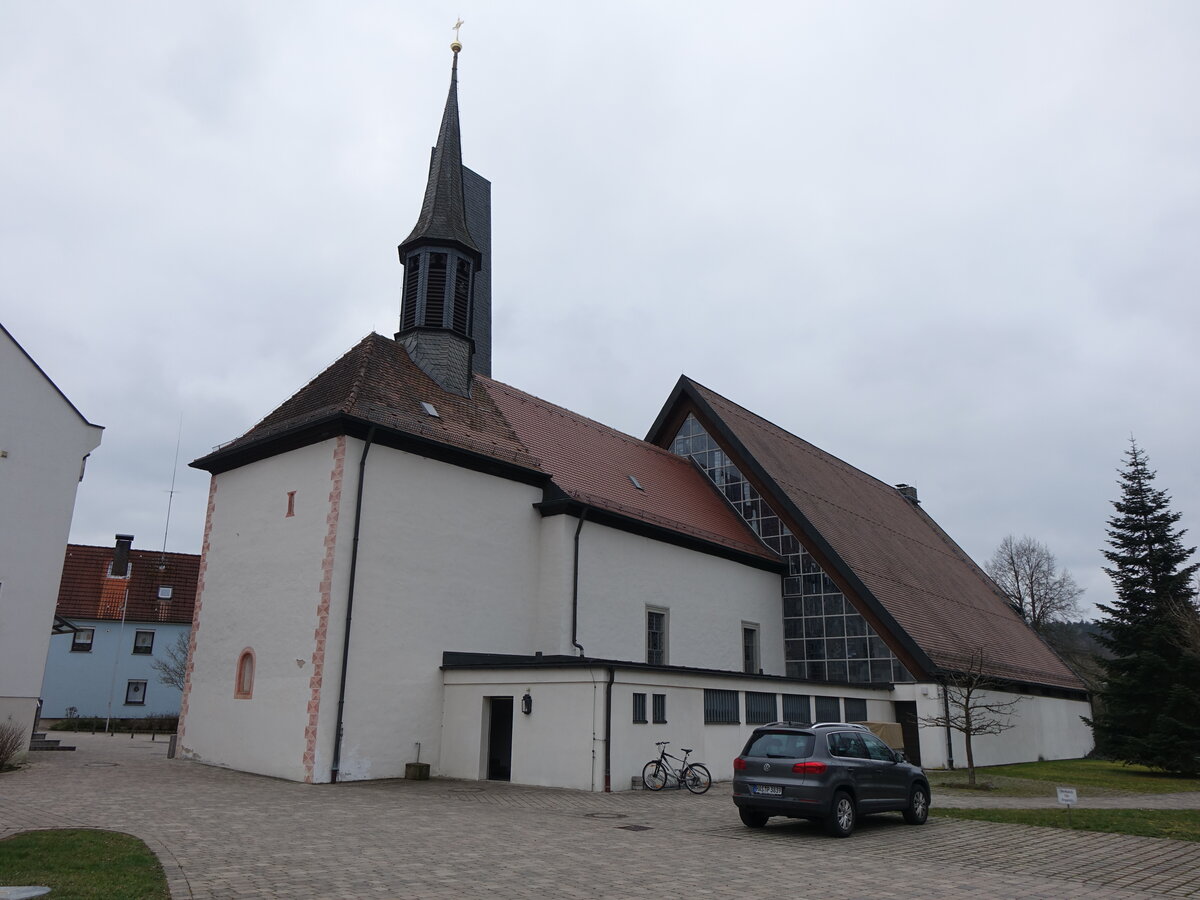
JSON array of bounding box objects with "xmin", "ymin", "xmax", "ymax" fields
[{"xmin": 655, "ymin": 741, "xmax": 669, "ymax": 746}]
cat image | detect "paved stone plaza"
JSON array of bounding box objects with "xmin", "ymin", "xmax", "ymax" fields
[{"xmin": 2, "ymin": 733, "xmax": 1199, "ymax": 899}]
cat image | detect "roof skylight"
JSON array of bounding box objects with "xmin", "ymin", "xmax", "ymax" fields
[{"xmin": 420, "ymin": 401, "xmax": 440, "ymax": 418}]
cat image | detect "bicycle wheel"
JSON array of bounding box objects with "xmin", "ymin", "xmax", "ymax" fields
[
  {"xmin": 642, "ymin": 760, "xmax": 668, "ymax": 791},
  {"xmin": 683, "ymin": 763, "xmax": 712, "ymax": 794}
]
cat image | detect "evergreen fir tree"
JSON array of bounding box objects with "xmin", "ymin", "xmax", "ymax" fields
[{"xmin": 1091, "ymin": 439, "xmax": 1200, "ymax": 773}]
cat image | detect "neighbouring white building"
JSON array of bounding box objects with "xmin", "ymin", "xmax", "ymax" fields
[
  {"xmin": 40, "ymin": 538, "xmax": 199, "ymax": 722},
  {"xmin": 178, "ymin": 46, "xmax": 1092, "ymax": 789},
  {"xmin": 0, "ymin": 323, "xmax": 103, "ymax": 761}
]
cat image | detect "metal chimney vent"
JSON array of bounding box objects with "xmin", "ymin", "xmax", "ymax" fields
[{"xmin": 110, "ymin": 534, "xmax": 134, "ymax": 578}]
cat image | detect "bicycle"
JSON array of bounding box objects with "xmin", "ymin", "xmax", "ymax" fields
[{"xmin": 641, "ymin": 741, "xmax": 712, "ymax": 793}]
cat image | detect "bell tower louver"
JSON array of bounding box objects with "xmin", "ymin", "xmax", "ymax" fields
[{"xmin": 396, "ymin": 39, "xmax": 492, "ymax": 395}]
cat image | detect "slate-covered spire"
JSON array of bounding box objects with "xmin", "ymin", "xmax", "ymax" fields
[
  {"xmin": 396, "ymin": 39, "xmax": 492, "ymax": 395},
  {"xmin": 398, "ymin": 47, "xmax": 479, "ymax": 258}
]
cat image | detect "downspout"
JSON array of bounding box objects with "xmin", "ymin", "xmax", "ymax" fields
[
  {"xmin": 941, "ymin": 679, "xmax": 955, "ymax": 769},
  {"xmin": 331, "ymin": 426, "xmax": 376, "ymax": 783},
  {"xmin": 604, "ymin": 665, "xmax": 614, "ymax": 792},
  {"xmin": 571, "ymin": 508, "xmax": 590, "ymax": 656}
]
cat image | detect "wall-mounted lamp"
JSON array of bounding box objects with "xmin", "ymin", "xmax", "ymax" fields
[{"xmin": 521, "ymin": 692, "xmax": 532, "ymax": 715}]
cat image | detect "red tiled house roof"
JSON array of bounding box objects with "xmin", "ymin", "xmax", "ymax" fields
[
  {"xmin": 57, "ymin": 544, "xmax": 200, "ymax": 625},
  {"xmin": 647, "ymin": 377, "xmax": 1084, "ymax": 693},
  {"xmin": 193, "ymin": 335, "xmax": 778, "ymax": 568}
]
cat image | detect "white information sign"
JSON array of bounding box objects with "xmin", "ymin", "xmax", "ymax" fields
[{"xmin": 1057, "ymin": 787, "xmax": 1078, "ymax": 805}]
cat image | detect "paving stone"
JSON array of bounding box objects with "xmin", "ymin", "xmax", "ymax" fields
[{"xmin": 0, "ymin": 733, "xmax": 1198, "ymax": 898}]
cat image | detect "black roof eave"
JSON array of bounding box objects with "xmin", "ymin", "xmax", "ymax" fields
[
  {"xmin": 534, "ymin": 490, "xmax": 784, "ymax": 574},
  {"xmin": 191, "ymin": 412, "xmax": 548, "ymax": 488}
]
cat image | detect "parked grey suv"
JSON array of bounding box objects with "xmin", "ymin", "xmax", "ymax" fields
[{"xmin": 732, "ymin": 722, "xmax": 930, "ymax": 837}]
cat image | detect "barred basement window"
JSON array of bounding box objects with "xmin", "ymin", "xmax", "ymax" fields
[
  {"xmin": 652, "ymin": 693, "xmax": 667, "ymax": 724},
  {"xmin": 423, "ymin": 252, "xmax": 448, "ymax": 327},
  {"xmin": 844, "ymin": 698, "xmax": 868, "ymax": 722},
  {"xmin": 703, "ymin": 689, "xmax": 739, "ymax": 724},
  {"xmin": 632, "ymin": 692, "xmax": 647, "ymax": 724},
  {"xmin": 782, "ymin": 693, "xmax": 812, "ymax": 724},
  {"xmin": 745, "ymin": 691, "xmax": 777, "ymax": 724},
  {"xmin": 814, "ymin": 695, "xmax": 841, "ymax": 722}
]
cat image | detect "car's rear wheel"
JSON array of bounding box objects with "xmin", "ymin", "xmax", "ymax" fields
[
  {"xmin": 824, "ymin": 790, "xmax": 856, "ymax": 838},
  {"xmin": 642, "ymin": 760, "xmax": 668, "ymax": 791},
  {"xmin": 739, "ymin": 807, "xmax": 769, "ymax": 828},
  {"xmin": 903, "ymin": 784, "xmax": 929, "ymax": 825}
]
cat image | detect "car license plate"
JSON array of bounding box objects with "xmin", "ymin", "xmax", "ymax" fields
[{"xmin": 751, "ymin": 784, "xmax": 782, "ymax": 796}]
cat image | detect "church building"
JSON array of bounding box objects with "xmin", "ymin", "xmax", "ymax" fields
[{"xmin": 178, "ymin": 45, "xmax": 1092, "ymax": 789}]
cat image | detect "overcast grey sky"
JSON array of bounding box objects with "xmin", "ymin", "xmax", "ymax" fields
[{"xmin": 4, "ymin": 2, "xmax": 1197, "ymax": 617}]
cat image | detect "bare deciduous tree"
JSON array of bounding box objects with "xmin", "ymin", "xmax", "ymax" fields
[
  {"xmin": 919, "ymin": 649, "xmax": 1022, "ymax": 785},
  {"xmin": 151, "ymin": 632, "xmax": 190, "ymax": 691},
  {"xmin": 985, "ymin": 535, "xmax": 1083, "ymax": 631}
]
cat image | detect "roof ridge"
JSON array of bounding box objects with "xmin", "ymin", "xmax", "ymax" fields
[
  {"xmin": 691, "ymin": 377, "xmax": 903, "ymax": 495},
  {"xmin": 343, "ymin": 333, "xmax": 382, "ymax": 414},
  {"xmin": 479, "ymin": 376, "xmax": 695, "ymax": 466}
]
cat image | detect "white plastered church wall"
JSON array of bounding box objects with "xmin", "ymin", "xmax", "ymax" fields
[{"xmin": 180, "ymin": 438, "xmax": 351, "ymax": 782}]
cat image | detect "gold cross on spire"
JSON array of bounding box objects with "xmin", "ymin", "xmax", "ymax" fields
[
  {"xmin": 453, "ymin": 18, "xmax": 464, "ymax": 41},
  {"xmin": 451, "ymin": 17, "xmax": 464, "ymax": 53}
]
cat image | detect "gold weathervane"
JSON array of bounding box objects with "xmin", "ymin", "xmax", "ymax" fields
[{"xmin": 451, "ymin": 18, "xmax": 464, "ymax": 52}]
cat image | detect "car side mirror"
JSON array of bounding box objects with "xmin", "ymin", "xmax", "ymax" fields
[{"xmin": 893, "ymin": 749, "xmax": 907, "ymax": 763}]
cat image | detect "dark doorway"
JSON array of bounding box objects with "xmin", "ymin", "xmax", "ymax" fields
[
  {"xmin": 894, "ymin": 701, "xmax": 921, "ymax": 766},
  {"xmin": 486, "ymin": 696, "xmax": 513, "ymax": 781}
]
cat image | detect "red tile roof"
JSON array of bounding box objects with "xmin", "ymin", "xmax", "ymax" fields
[
  {"xmin": 667, "ymin": 379, "xmax": 1083, "ymax": 692},
  {"xmin": 57, "ymin": 544, "xmax": 199, "ymax": 625},
  {"xmin": 195, "ymin": 334, "xmax": 777, "ymax": 566},
  {"xmin": 483, "ymin": 378, "xmax": 777, "ymax": 561}
]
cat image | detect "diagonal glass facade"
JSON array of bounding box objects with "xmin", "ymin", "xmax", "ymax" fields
[{"xmin": 669, "ymin": 414, "xmax": 911, "ymax": 684}]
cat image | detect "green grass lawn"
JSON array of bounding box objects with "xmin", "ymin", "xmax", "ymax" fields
[
  {"xmin": 930, "ymin": 758, "xmax": 1200, "ymax": 797},
  {"xmin": 0, "ymin": 829, "xmax": 169, "ymax": 899},
  {"xmin": 932, "ymin": 807, "xmax": 1200, "ymax": 842}
]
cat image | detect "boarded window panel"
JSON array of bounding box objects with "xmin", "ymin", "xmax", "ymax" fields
[
  {"xmin": 402, "ymin": 256, "xmax": 421, "ymax": 329},
  {"xmin": 452, "ymin": 257, "xmax": 471, "ymax": 335},
  {"xmin": 745, "ymin": 691, "xmax": 777, "ymax": 724},
  {"xmin": 703, "ymin": 689, "xmax": 739, "ymax": 724},
  {"xmin": 424, "ymin": 253, "xmax": 448, "ymax": 327}
]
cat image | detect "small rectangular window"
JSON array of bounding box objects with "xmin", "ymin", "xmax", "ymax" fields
[
  {"xmin": 646, "ymin": 608, "xmax": 668, "ymax": 666},
  {"xmin": 124, "ymin": 680, "xmax": 147, "ymax": 706},
  {"xmin": 652, "ymin": 693, "xmax": 667, "ymax": 724},
  {"xmin": 745, "ymin": 691, "xmax": 777, "ymax": 724},
  {"xmin": 844, "ymin": 698, "xmax": 868, "ymax": 722},
  {"xmin": 703, "ymin": 689, "xmax": 740, "ymax": 724},
  {"xmin": 781, "ymin": 693, "xmax": 812, "ymax": 724},
  {"xmin": 132, "ymin": 631, "xmax": 155, "ymax": 655},
  {"xmin": 742, "ymin": 624, "xmax": 760, "ymax": 674},
  {"xmin": 70, "ymin": 628, "xmax": 94, "ymax": 653},
  {"xmin": 814, "ymin": 695, "xmax": 841, "ymax": 722},
  {"xmin": 632, "ymin": 692, "xmax": 647, "ymax": 724}
]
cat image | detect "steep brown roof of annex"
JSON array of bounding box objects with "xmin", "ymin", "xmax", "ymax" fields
[
  {"xmin": 482, "ymin": 378, "xmax": 777, "ymax": 562},
  {"xmin": 57, "ymin": 544, "xmax": 199, "ymax": 625},
  {"xmin": 686, "ymin": 379, "xmax": 1083, "ymax": 691},
  {"xmin": 198, "ymin": 333, "xmax": 538, "ymax": 471}
]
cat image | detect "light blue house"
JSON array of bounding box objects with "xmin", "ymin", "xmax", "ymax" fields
[{"xmin": 41, "ymin": 537, "xmax": 199, "ymax": 721}]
